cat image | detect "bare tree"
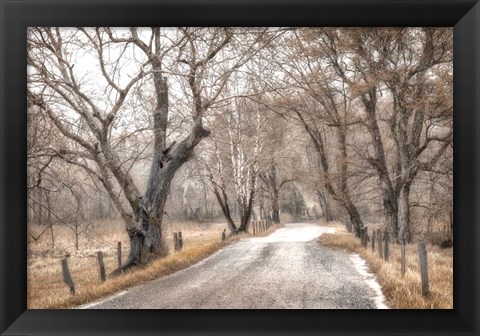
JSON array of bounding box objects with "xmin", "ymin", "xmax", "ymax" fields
[
  {"xmin": 268, "ymin": 30, "xmax": 366, "ymax": 233},
  {"xmin": 204, "ymin": 96, "xmax": 268, "ymax": 233},
  {"xmin": 27, "ymin": 27, "xmax": 274, "ymax": 272},
  {"xmin": 320, "ymin": 28, "xmax": 452, "ymax": 241}
]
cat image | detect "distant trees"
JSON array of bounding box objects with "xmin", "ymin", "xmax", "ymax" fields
[
  {"xmin": 266, "ymin": 28, "xmax": 452, "ymax": 241},
  {"xmin": 268, "ymin": 30, "xmax": 366, "ymax": 233},
  {"xmin": 316, "ymin": 28, "xmax": 452, "ymax": 242}
]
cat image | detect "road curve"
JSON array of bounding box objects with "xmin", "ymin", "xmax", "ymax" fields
[{"xmin": 79, "ymin": 223, "xmax": 387, "ymax": 309}]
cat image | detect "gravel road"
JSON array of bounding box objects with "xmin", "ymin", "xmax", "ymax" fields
[{"xmin": 79, "ymin": 223, "xmax": 387, "ymax": 309}]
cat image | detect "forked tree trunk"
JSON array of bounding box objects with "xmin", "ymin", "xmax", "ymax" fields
[
  {"xmin": 111, "ymin": 71, "xmax": 210, "ymax": 275},
  {"xmin": 212, "ymin": 187, "xmax": 238, "ymax": 233},
  {"xmin": 298, "ymin": 115, "xmax": 364, "ymax": 233},
  {"xmin": 317, "ymin": 189, "xmax": 333, "ymax": 222}
]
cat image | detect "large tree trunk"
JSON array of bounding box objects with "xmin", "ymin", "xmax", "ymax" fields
[
  {"xmin": 111, "ymin": 72, "xmax": 210, "ymax": 274},
  {"xmin": 397, "ymin": 184, "xmax": 411, "ymax": 242},
  {"xmin": 361, "ymin": 90, "xmax": 401, "ymax": 239},
  {"xmin": 382, "ymin": 184, "xmax": 399, "ymax": 239}
]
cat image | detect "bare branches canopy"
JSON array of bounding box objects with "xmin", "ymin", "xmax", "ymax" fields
[{"xmin": 27, "ymin": 27, "xmax": 452, "ymax": 271}]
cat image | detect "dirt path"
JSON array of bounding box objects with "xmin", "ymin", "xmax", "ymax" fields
[{"xmin": 79, "ymin": 223, "xmax": 387, "ymax": 309}]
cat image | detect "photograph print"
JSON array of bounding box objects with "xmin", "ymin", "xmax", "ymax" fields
[{"xmin": 27, "ymin": 27, "xmax": 453, "ymax": 309}]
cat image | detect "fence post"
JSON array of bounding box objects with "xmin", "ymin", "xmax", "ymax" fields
[
  {"xmin": 418, "ymin": 242, "xmax": 429, "ymax": 297},
  {"xmin": 401, "ymin": 238, "xmax": 406, "ymax": 278},
  {"xmin": 178, "ymin": 232, "xmax": 183, "ymax": 250},
  {"xmin": 372, "ymin": 231, "xmax": 376, "ymax": 252},
  {"xmin": 377, "ymin": 229, "xmax": 383, "ymax": 259},
  {"xmin": 173, "ymin": 232, "xmax": 179, "ymax": 251},
  {"xmin": 97, "ymin": 251, "xmax": 106, "ymax": 282},
  {"xmin": 221, "ymin": 229, "xmax": 226, "ymax": 241},
  {"xmin": 117, "ymin": 241, "xmax": 122, "ymax": 267},
  {"xmin": 61, "ymin": 258, "xmax": 75, "ymax": 295},
  {"xmin": 384, "ymin": 231, "xmax": 390, "ymax": 261}
]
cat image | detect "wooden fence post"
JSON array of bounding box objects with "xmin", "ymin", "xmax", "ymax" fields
[
  {"xmin": 384, "ymin": 231, "xmax": 390, "ymax": 261},
  {"xmin": 222, "ymin": 229, "xmax": 226, "ymax": 241},
  {"xmin": 173, "ymin": 232, "xmax": 179, "ymax": 251},
  {"xmin": 178, "ymin": 232, "xmax": 183, "ymax": 250},
  {"xmin": 61, "ymin": 258, "xmax": 75, "ymax": 295},
  {"xmin": 372, "ymin": 231, "xmax": 376, "ymax": 252},
  {"xmin": 418, "ymin": 242, "xmax": 429, "ymax": 297},
  {"xmin": 377, "ymin": 229, "xmax": 383, "ymax": 259},
  {"xmin": 117, "ymin": 241, "xmax": 122, "ymax": 267},
  {"xmin": 97, "ymin": 251, "xmax": 106, "ymax": 282},
  {"xmin": 401, "ymin": 238, "xmax": 406, "ymax": 278}
]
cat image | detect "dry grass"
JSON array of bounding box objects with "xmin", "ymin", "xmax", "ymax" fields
[
  {"xmin": 28, "ymin": 220, "xmax": 283, "ymax": 309},
  {"xmin": 318, "ymin": 227, "xmax": 453, "ymax": 309},
  {"xmin": 27, "ymin": 220, "xmax": 229, "ymax": 309}
]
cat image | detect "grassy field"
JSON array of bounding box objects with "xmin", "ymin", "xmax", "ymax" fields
[
  {"xmin": 27, "ymin": 220, "xmax": 230, "ymax": 309},
  {"xmin": 318, "ymin": 221, "xmax": 453, "ymax": 309}
]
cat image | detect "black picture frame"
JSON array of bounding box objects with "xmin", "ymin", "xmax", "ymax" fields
[{"xmin": 1, "ymin": 0, "xmax": 479, "ymax": 335}]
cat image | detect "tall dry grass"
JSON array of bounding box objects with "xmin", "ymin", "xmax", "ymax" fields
[
  {"xmin": 28, "ymin": 220, "xmax": 229, "ymax": 309},
  {"xmin": 318, "ymin": 226, "xmax": 453, "ymax": 309}
]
